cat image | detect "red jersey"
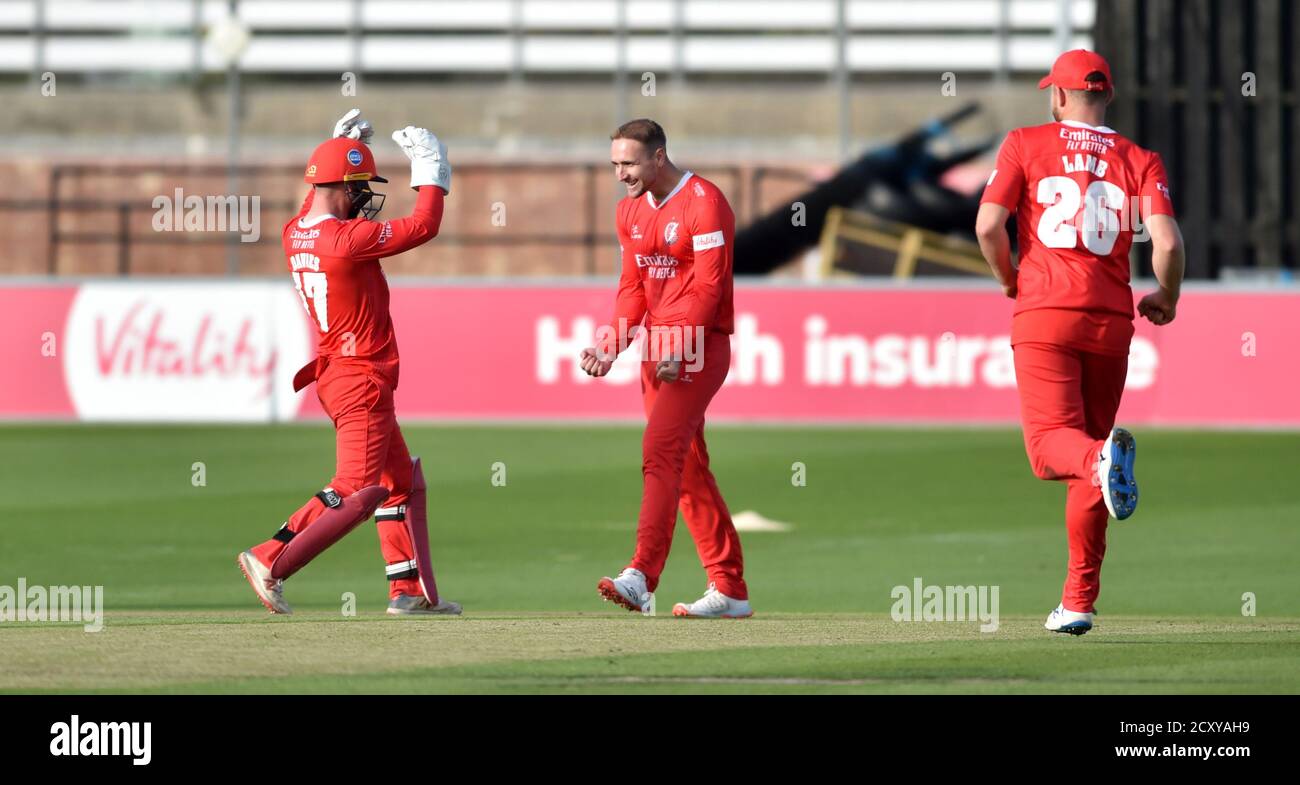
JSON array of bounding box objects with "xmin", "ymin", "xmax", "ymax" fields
[
  {"xmin": 981, "ymin": 120, "xmax": 1175, "ymax": 354},
  {"xmin": 284, "ymin": 187, "xmax": 444, "ymax": 387},
  {"xmin": 606, "ymin": 172, "xmax": 735, "ymax": 354}
]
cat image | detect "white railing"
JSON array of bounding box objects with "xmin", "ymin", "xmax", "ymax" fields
[{"xmin": 2, "ymin": 0, "xmax": 1091, "ymax": 74}]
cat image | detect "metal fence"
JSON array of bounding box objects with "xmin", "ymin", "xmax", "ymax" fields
[
  {"xmin": 9, "ymin": 160, "xmax": 811, "ymax": 276},
  {"xmin": 8, "ymin": 0, "xmax": 1092, "ymax": 77},
  {"xmin": 1096, "ymin": 0, "xmax": 1298, "ymax": 278}
]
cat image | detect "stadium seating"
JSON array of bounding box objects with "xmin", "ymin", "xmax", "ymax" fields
[{"xmin": 2, "ymin": 0, "xmax": 1092, "ymax": 74}]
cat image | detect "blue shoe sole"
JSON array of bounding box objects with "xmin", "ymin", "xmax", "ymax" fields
[
  {"xmin": 1050, "ymin": 622, "xmax": 1093, "ymax": 636},
  {"xmin": 1107, "ymin": 428, "xmax": 1138, "ymax": 520}
]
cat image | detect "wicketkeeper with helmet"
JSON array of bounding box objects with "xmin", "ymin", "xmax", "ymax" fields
[{"xmin": 237, "ymin": 110, "xmax": 460, "ymax": 616}]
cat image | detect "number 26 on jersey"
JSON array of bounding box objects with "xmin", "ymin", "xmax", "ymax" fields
[{"xmin": 1035, "ymin": 176, "xmax": 1128, "ymax": 255}]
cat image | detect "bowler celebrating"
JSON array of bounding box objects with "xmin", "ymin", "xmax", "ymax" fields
[
  {"xmin": 581, "ymin": 119, "xmax": 752, "ymax": 618},
  {"xmin": 237, "ymin": 110, "xmax": 460, "ymax": 616},
  {"xmin": 976, "ymin": 51, "xmax": 1185, "ymax": 634}
]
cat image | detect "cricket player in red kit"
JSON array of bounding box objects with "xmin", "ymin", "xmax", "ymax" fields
[
  {"xmin": 581, "ymin": 119, "xmax": 752, "ymax": 618},
  {"xmin": 976, "ymin": 51, "xmax": 1186, "ymax": 634},
  {"xmin": 237, "ymin": 110, "xmax": 461, "ymax": 616}
]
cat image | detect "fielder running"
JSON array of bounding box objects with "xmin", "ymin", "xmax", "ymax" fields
[
  {"xmin": 581, "ymin": 119, "xmax": 752, "ymax": 619},
  {"xmin": 975, "ymin": 51, "xmax": 1186, "ymax": 634},
  {"xmin": 237, "ymin": 110, "xmax": 460, "ymax": 616}
]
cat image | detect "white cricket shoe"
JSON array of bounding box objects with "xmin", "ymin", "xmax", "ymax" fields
[
  {"xmin": 1044, "ymin": 604, "xmax": 1094, "ymax": 635},
  {"xmin": 1098, "ymin": 427, "xmax": 1138, "ymax": 520},
  {"xmin": 237, "ymin": 550, "xmax": 292, "ymax": 615},
  {"xmin": 672, "ymin": 583, "xmax": 753, "ymax": 619},
  {"xmin": 387, "ymin": 593, "xmax": 462, "ymax": 616},
  {"xmin": 597, "ymin": 568, "xmax": 652, "ymax": 613}
]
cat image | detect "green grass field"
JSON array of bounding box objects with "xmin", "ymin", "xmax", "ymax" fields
[{"xmin": 1, "ymin": 424, "xmax": 1297, "ymax": 694}]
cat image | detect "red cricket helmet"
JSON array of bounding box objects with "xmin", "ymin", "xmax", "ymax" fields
[{"xmin": 303, "ymin": 137, "xmax": 388, "ymax": 184}]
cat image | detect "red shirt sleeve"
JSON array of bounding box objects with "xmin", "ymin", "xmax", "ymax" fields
[
  {"xmin": 681, "ymin": 194, "xmax": 731, "ymax": 333},
  {"xmin": 340, "ymin": 186, "xmax": 445, "ymax": 261},
  {"xmin": 980, "ymin": 130, "xmax": 1025, "ymax": 211},
  {"xmin": 1139, "ymin": 152, "xmax": 1176, "ymax": 218},
  {"xmin": 601, "ymin": 201, "xmax": 647, "ymax": 356}
]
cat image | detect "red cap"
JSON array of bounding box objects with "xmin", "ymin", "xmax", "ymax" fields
[
  {"xmin": 304, "ymin": 137, "xmax": 387, "ymax": 184},
  {"xmin": 1038, "ymin": 49, "xmax": 1113, "ymax": 92}
]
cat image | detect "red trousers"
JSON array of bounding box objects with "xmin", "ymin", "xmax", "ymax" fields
[
  {"xmin": 252, "ymin": 362, "xmax": 420, "ymax": 599},
  {"xmin": 628, "ymin": 331, "xmax": 747, "ymax": 599},
  {"xmin": 1013, "ymin": 342, "xmax": 1128, "ymax": 613}
]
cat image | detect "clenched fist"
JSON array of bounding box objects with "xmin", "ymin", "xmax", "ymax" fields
[
  {"xmin": 579, "ymin": 347, "xmax": 613, "ymax": 378},
  {"xmin": 1137, "ymin": 288, "xmax": 1177, "ymax": 326}
]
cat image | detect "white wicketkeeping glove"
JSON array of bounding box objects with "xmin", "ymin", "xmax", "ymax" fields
[
  {"xmin": 391, "ymin": 125, "xmax": 451, "ymax": 193},
  {"xmin": 332, "ymin": 108, "xmax": 374, "ymax": 144}
]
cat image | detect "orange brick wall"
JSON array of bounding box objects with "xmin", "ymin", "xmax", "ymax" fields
[{"xmin": 0, "ymin": 158, "xmax": 816, "ymax": 278}]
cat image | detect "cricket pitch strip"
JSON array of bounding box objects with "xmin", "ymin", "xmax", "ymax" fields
[{"xmin": 4, "ymin": 612, "xmax": 1297, "ymax": 695}]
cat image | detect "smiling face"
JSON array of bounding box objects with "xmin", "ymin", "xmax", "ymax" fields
[{"xmin": 610, "ymin": 137, "xmax": 665, "ymax": 199}]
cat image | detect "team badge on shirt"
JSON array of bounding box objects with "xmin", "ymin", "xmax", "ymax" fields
[{"xmin": 663, "ymin": 221, "xmax": 679, "ymax": 246}]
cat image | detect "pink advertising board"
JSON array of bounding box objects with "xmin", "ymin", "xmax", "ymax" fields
[{"xmin": 1, "ymin": 282, "xmax": 1295, "ymax": 426}]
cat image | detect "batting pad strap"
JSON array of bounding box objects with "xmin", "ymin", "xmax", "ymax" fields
[
  {"xmin": 271, "ymin": 485, "xmax": 390, "ymax": 581},
  {"xmin": 385, "ymin": 560, "xmax": 418, "ymax": 580},
  {"xmin": 315, "ymin": 487, "xmax": 343, "ymax": 509},
  {"xmin": 375, "ymin": 505, "xmax": 406, "ymax": 522},
  {"xmin": 272, "ymin": 523, "xmax": 296, "ymax": 543}
]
